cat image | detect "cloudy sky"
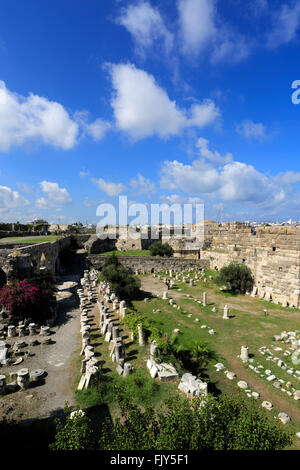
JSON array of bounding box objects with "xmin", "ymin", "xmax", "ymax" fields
[{"xmin": 1, "ymin": 0, "xmax": 300, "ymax": 224}]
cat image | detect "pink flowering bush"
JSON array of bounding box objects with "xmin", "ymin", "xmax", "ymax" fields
[{"xmin": 0, "ymin": 276, "xmax": 56, "ymax": 324}]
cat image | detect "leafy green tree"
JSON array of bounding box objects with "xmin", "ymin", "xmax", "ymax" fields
[
  {"xmin": 51, "ymin": 394, "xmax": 292, "ymax": 451},
  {"xmin": 49, "ymin": 404, "xmax": 98, "ymax": 450},
  {"xmin": 215, "ymin": 262, "xmax": 254, "ymax": 294},
  {"xmin": 98, "ymin": 393, "xmax": 292, "ymax": 451},
  {"xmin": 149, "ymin": 241, "xmax": 173, "ymax": 257},
  {"xmin": 99, "ymin": 254, "xmax": 141, "ymax": 301}
]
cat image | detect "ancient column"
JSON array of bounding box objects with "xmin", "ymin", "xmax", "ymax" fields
[
  {"xmin": 223, "ymin": 305, "xmax": 229, "ymax": 320},
  {"xmin": 17, "ymin": 368, "xmax": 30, "ymax": 390},
  {"xmin": 112, "ymin": 326, "xmax": 120, "ymax": 341},
  {"xmin": 150, "ymin": 340, "xmax": 158, "ymax": 361},
  {"xmin": 28, "ymin": 323, "xmax": 37, "ymax": 335},
  {"xmin": 18, "ymin": 324, "xmax": 26, "ymax": 337},
  {"xmin": 138, "ymin": 324, "xmax": 145, "ymax": 346},
  {"xmin": 240, "ymin": 346, "xmax": 249, "ymax": 362},
  {"xmin": 7, "ymin": 325, "xmax": 16, "ymax": 338},
  {"xmin": 123, "ymin": 363, "xmax": 133, "ymax": 377},
  {"xmin": 203, "ymin": 292, "xmax": 207, "ymax": 307}
]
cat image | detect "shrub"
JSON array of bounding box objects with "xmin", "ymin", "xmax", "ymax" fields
[
  {"xmin": 0, "ymin": 274, "xmax": 56, "ymax": 324},
  {"xmin": 98, "ymin": 393, "xmax": 292, "ymax": 450},
  {"xmin": 49, "ymin": 403, "xmax": 98, "ymax": 450},
  {"xmin": 99, "ymin": 254, "xmax": 141, "ymax": 301},
  {"xmin": 149, "ymin": 241, "xmax": 173, "ymax": 257},
  {"xmin": 215, "ymin": 262, "xmax": 254, "ymax": 294}
]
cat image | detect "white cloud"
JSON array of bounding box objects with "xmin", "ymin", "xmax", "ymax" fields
[
  {"xmin": 0, "ymin": 81, "xmax": 79, "ymax": 151},
  {"xmin": 130, "ymin": 173, "xmax": 156, "ymax": 197},
  {"xmin": 35, "ymin": 197, "xmax": 54, "ymax": 210},
  {"xmin": 0, "ymin": 186, "xmax": 29, "ymax": 215},
  {"xmin": 236, "ymin": 120, "xmax": 267, "ymax": 140},
  {"xmin": 74, "ymin": 111, "xmax": 111, "ymax": 141},
  {"xmin": 160, "ymin": 194, "xmax": 203, "ymax": 206},
  {"xmin": 177, "ymin": 0, "xmax": 216, "ymax": 54},
  {"xmin": 92, "ymin": 177, "xmax": 126, "ymax": 196},
  {"xmin": 160, "ymin": 139, "xmax": 300, "ymax": 209},
  {"xmin": 277, "ymin": 171, "xmax": 300, "ymax": 184},
  {"xmin": 118, "ymin": 1, "xmax": 173, "ymax": 56},
  {"xmin": 40, "ymin": 181, "xmax": 72, "ymax": 205},
  {"xmin": 196, "ymin": 137, "xmax": 233, "ymax": 164},
  {"xmin": 108, "ymin": 63, "xmax": 220, "ymax": 140},
  {"xmin": 267, "ymin": 1, "xmax": 300, "ymax": 49},
  {"xmin": 210, "ymin": 31, "xmax": 251, "ymax": 65},
  {"xmin": 177, "ymin": 0, "xmax": 252, "ymax": 64}
]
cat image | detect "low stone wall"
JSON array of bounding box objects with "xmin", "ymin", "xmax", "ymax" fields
[{"xmin": 88, "ymin": 254, "xmax": 209, "ymax": 273}]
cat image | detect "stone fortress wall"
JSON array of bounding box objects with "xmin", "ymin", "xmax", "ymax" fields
[
  {"xmin": 88, "ymin": 254, "xmax": 208, "ymax": 273},
  {"xmin": 200, "ymin": 222, "xmax": 300, "ymax": 308}
]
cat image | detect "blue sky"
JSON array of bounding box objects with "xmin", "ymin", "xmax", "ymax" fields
[{"xmin": 1, "ymin": 0, "xmax": 300, "ymax": 224}]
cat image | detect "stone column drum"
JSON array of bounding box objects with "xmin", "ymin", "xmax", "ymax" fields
[
  {"xmin": 17, "ymin": 368, "xmax": 30, "ymax": 390},
  {"xmin": 240, "ymin": 346, "xmax": 249, "ymax": 362}
]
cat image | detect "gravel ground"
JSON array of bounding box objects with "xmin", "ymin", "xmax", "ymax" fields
[{"xmin": 0, "ymin": 274, "xmax": 82, "ymax": 421}]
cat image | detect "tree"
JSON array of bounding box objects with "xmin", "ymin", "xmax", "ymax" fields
[
  {"xmin": 50, "ymin": 393, "xmax": 292, "ymax": 450},
  {"xmin": 49, "ymin": 404, "xmax": 98, "ymax": 450},
  {"xmin": 215, "ymin": 262, "xmax": 254, "ymax": 294},
  {"xmin": 100, "ymin": 254, "xmax": 141, "ymax": 301},
  {"xmin": 149, "ymin": 241, "xmax": 173, "ymax": 257}
]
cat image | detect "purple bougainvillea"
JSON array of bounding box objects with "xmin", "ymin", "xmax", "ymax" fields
[{"xmin": 0, "ymin": 277, "xmax": 55, "ymax": 323}]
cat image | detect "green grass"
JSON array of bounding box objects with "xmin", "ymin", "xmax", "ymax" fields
[
  {"xmin": 99, "ymin": 250, "xmax": 151, "ymax": 256},
  {"xmin": 76, "ymin": 270, "xmax": 300, "ymax": 449},
  {"xmin": 136, "ymin": 272, "xmax": 300, "ymax": 449},
  {"xmin": 0, "ymin": 235, "xmax": 62, "ymax": 244}
]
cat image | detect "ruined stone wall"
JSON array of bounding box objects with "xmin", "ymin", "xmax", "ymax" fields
[
  {"xmin": 201, "ymin": 223, "xmax": 300, "ymax": 307},
  {"xmin": 0, "ymin": 237, "xmax": 72, "ymax": 281},
  {"xmin": 88, "ymin": 254, "xmax": 208, "ymax": 273}
]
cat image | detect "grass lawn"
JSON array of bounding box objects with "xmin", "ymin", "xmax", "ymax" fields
[
  {"xmin": 0, "ymin": 235, "xmax": 62, "ymax": 244},
  {"xmin": 74, "ymin": 269, "xmax": 300, "ymax": 449},
  {"xmin": 140, "ymin": 270, "xmax": 300, "ymax": 449},
  {"xmin": 99, "ymin": 250, "xmax": 151, "ymax": 256}
]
